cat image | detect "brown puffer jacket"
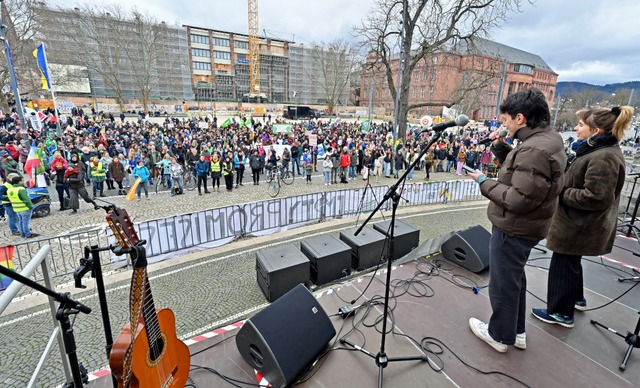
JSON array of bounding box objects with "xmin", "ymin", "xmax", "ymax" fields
[
  {"xmin": 546, "ymin": 135, "xmax": 625, "ymax": 255},
  {"xmin": 480, "ymin": 125, "xmax": 566, "ymax": 241}
]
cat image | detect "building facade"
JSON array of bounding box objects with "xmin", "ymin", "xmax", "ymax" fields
[
  {"xmin": 360, "ymin": 38, "xmax": 558, "ymax": 121},
  {"xmin": 185, "ymin": 26, "xmax": 289, "ymax": 103},
  {"xmin": 35, "ymin": 5, "xmax": 194, "ymax": 102}
]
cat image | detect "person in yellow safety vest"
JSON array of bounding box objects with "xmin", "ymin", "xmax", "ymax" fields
[
  {"xmin": 7, "ymin": 175, "xmax": 38, "ymax": 238},
  {"xmin": 0, "ymin": 173, "xmax": 21, "ymax": 236},
  {"xmin": 89, "ymin": 156, "xmax": 106, "ymax": 198}
]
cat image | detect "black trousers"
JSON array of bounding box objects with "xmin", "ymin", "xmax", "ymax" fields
[
  {"xmin": 252, "ymin": 168, "xmax": 260, "ymax": 184},
  {"xmin": 197, "ymin": 175, "xmax": 208, "ymax": 193},
  {"xmin": 488, "ymin": 225, "xmax": 537, "ymax": 345},
  {"xmin": 547, "ymin": 252, "xmax": 583, "ymax": 317}
]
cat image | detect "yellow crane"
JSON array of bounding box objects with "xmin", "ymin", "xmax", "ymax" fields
[{"xmin": 247, "ymin": 0, "xmax": 265, "ymax": 102}]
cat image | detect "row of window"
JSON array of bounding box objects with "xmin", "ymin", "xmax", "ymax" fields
[
  {"xmin": 214, "ymin": 38, "xmax": 230, "ymax": 47},
  {"xmin": 191, "ymin": 49, "xmax": 233, "ymax": 61},
  {"xmin": 192, "ymin": 48, "xmax": 210, "ymax": 58},
  {"xmin": 190, "ymin": 34, "xmax": 249, "ymax": 49},
  {"xmin": 214, "ymin": 51, "xmax": 231, "ymax": 60},
  {"xmin": 191, "ymin": 34, "xmax": 209, "ymax": 44},
  {"xmin": 193, "ymin": 62, "xmax": 211, "ymax": 71}
]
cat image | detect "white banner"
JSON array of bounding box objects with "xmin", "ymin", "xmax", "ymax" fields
[{"xmin": 107, "ymin": 179, "xmax": 483, "ymax": 266}]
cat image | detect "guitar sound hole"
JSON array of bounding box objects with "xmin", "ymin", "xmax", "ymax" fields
[{"xmin": 150, "ymin": 337, "xmax": 165, "ymax": 362}]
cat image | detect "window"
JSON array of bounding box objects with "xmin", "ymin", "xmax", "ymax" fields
[
  {"xmin": 191, "ymin": 48, "xmax": 210, "ymax": 58},
  {"xmin": 513, "ymin": 64, "xmax": 533, "ymax": 74},
  {"xmin": 235, "ymin": 41, "xmax": 249, "ymax": 49},
  {"xmin": 193, "ymin": 61, "xmax": 211, "ymax": 71},
  {"xmin": 190, "ymin": 34, "xmax": 209, "ymax": 45},
  {"xmin": 213, "ymin": 51, "xmax": 231, "ymax": 60},
  {"xmin": 214, "ymin": 38, "xmax": 230, "ymax": 47}
]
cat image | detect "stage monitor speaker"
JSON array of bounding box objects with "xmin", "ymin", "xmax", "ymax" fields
[
  {"xmin": 236, "ymin": 284, "xmax": 336, "ymax": 387},
  {"xmin": 441, "ymin": 225, "xmax": 490, "ymax": 273}
]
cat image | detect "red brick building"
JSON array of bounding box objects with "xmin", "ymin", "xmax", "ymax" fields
[{"xmin": 360, "ymin": 38, "xmax": 558, "ymax": 121}]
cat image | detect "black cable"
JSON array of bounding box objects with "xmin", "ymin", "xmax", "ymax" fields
[
  {"xmin": 524, "ymin": 256, "xmax": 640, "ymax": 311},
  {"xmin": 189, "ymin": 333, "xmax": 236, "ymax": 358},
  {"xmin": 190, "ymin": 364, "xmax": 265, "ymax": 387},
  {"xmin": 418, "ymin": 337, "xmax": 531, "ymax": 388}
]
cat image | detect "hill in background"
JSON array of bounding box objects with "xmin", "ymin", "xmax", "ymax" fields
[{"xmin": 557, "ymin": 81, "xmax": 640, "ymax": 96}]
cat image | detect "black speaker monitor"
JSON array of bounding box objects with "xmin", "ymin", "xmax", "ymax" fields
[
  {"xmin": 441, "ymin": 225, "xmax": 490, "ymax": 273},
  {"xmin": 236, "ymin": 284, "xmax": 336, "ymax": 387}
]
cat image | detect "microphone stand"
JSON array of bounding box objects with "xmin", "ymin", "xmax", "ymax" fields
[
  {"xmin": 74, "ymin": 244, "xmax": 119, "ymax": 388},
  {"xmin": 0, "ymin": 265, "xmax": 91, "ymax": 388},
  {"xmin": 340, "ymin": 127, "xmax": 448, "ymax": 387}
]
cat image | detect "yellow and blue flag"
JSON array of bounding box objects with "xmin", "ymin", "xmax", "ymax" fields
[{"xmin": 33, "ymin": 43, "xmax": 51, "ymax": 90}]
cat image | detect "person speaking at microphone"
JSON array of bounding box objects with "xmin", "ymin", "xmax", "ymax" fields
[{"xmin": 465, "ymin": 88, "xmax": 566, "ymax": 353}]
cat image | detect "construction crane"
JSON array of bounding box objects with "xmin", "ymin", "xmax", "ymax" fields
[{"xmin": 247, "ymin": 0, "xmax": 266, "ymax": 102}]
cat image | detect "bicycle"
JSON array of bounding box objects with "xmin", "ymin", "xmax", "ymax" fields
[
  {"xmin": 154, "ymin": 165, "xmax": 170, "ymax": 194},
  {"xmin": 182, "ymin": 164, "xmax": 197, "ymax": 191},
  {"xmin": 265, "ymin": 164, "xmax": 294, "ymax": 197}
]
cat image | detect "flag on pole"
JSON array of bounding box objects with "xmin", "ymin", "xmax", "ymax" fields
[
  {"xmin": 360, "ymin": 119, "xmax": 370, "ymax": 134},
  {"xmin": 220, "ymin": 118, "xmax": 231, "ymax": 128},
  {"xmin": 0, "ymin": 246, "xmax": 15, "ymax": 291},
  {"xmin": 23, "ymin": 140, "xmax": 41, "ymax": 188},
  {"xmin": 33, "ymin": 44, "xmax": 51, "ymax": 90}
]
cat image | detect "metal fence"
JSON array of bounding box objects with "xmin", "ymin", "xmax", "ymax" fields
[{"xmin": 8, "ymin": 180, "xmax": 483, "ymax": 282}]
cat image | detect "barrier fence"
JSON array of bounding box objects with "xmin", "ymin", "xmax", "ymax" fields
[{"xmin": 7, "ymin": 180, "xmax": 482, "ymax": 283}]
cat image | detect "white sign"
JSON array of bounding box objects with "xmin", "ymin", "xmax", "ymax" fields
[
  {"xmin": 420, "ymin": 115, "xmax": 433, "ymax": 127},
  {"xmin": 309, "ymin": 134, "xmax": 318, "ymax": 147}
]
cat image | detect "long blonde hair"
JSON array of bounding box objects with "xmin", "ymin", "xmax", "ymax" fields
[{"xmin": 576, "ymin": 106, "xmax": 634, "ymax": 141}]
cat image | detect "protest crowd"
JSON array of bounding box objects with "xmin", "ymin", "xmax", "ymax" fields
[{"xmin": 0, "ymin": 107, "xmax": 503, "ymax": 237}]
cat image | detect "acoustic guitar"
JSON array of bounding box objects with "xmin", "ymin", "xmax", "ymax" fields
[{"xmin": 106, "ymin": 206, "xmax": 190, "ymax": 387}]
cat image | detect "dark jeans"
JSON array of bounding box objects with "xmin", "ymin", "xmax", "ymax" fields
[
  {"xmin": 546, "ymin": 252, "xmax": 583, "ymax": 317},
  {"xmin": 55, "ymin": 182, "xmax": 70, "ymax": 205},
  {"xmin": 292, "ymin": 158, "xmax": 301, "ymax": 175},
  {"xmin": 252, "ymin": 168, "xmax": 260, "ymax": 184},
  {"xmin": 197, "ymin": 175, "xmax": 208, "ymax": 193},
  {"xmin": 488, "ymin": 225, "xmax": 537, "ymax": 345}
]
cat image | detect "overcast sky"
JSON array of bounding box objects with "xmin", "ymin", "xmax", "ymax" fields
[{"xmin": 50, "ymin": 0, "xmax": 640, "ymax": 85}]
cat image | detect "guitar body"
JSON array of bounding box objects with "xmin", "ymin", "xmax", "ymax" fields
[{"xmin": 110, "ymin": 308, "xmax": 190, "ymax": 388}]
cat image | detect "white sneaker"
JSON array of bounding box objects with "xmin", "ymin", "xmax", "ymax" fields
[
  {"xmin": 469, "ymin": 317, "xmax": 507, "ymax": 353},
  {"xmin": 515, "ymin": 333, "xmax": 526, "ymax": 350}
]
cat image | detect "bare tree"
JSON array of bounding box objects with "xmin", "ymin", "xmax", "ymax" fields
[
  {"xmin": 121, "ymin": 9, "xmax": 171, "ymax": 112},
  {"xmin": 57, "ymin": 4, "xmax": 127, "ymax": 110},
  {"xmin": 0, "ymin": 0, "xmax": 42, "ymax": 111},
  {"xmin": 309, "ymin": 39, "xmax": 359, "ymax": 115},
  {"xmin": 355, "ymin": 0, "xmax": 528, "ymax": 140}
]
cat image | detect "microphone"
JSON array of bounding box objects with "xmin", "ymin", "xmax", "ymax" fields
[
  {"xmin": 477, "ymin": 129, "xmax": 508, "ymax": 145},
  {"xmin": 422, "ymin": 115, "xmax": 469, "ymax": 133}
]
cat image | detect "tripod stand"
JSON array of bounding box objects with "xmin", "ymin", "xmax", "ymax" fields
[
  {"xmin": 0, "ymin": 264, "xmax": 91, "ymax": 387},
  {"xmin": 340, "ymin": 128, "xmax": 452, "ymax": 387},
  {"xmin": 591, "ymin": 311, "xmax": 640, "ymax": 371}
]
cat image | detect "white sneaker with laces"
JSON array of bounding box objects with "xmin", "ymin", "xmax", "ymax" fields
[
  {"xmin": 469, "ymin": 317, "xmax": 507, "ymax": 353},
  {"xmin": 515, "ymin": 333, "xmax": 526, "ymax": 350}
]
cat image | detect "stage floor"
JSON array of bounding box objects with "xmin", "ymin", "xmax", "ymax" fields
[{"xmin": 89, "ymin": 235, "xmax": 640, "ymax": 387}]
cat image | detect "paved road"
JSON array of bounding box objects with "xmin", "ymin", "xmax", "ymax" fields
[{"xmin": 0, "ymin": 167, "xmax": 487, "ymax": 387}]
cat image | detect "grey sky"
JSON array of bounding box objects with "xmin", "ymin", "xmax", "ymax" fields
[{"xmin": 51, "ymin": 0, "xmax": 640, "ymax": 85}]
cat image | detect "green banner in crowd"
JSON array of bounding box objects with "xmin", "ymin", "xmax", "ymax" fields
[
  {"xmin": 360, "ymin": 119, "xmax": 370, "ymax": 133},
  {"xmin": 272, "ymin": 123, "xmax": 293, "ymax": 134},
  {"xmin": 220, "ymin": 118, "xmax": 231, "ymax": 128}
]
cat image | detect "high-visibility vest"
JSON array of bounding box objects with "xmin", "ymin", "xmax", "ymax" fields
[
  {"xmin": 1, "ymin": 182, "xmax": 12, "ymax": 205},
  {"xmin": 211, "ymin": 160, "xmax": 221, "ymax": 173},
  {"xmin": 7, "ymin": 186, "xmax": 29, "ymax": 213},
  {"xmin": 91, "ymin": 162, "xmax": 105, "ymax": 177}
]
